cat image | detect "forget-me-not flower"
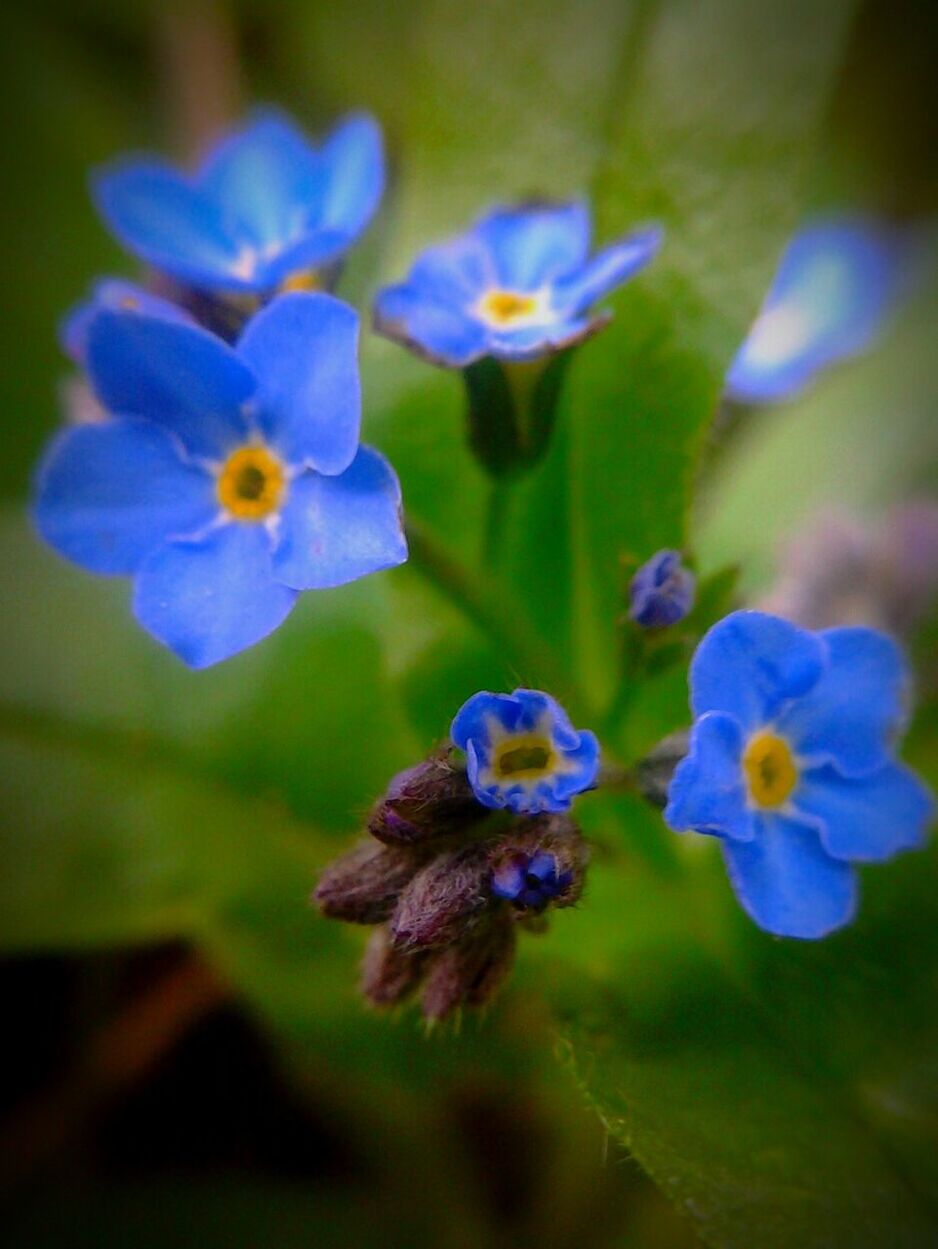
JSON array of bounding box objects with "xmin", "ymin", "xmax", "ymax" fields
[
  {"xmin": 34, "ymin": 292, "xmax": 407, "ymax": 668},
  {"xmin": 726, "ymin": 218, "xmax": 905, "ymax": 404},
  {"xmin": 451, "ymin": 688, "xmax": 600, "ymax": 814},
  {"xmin": 93, "ymin": 110, "xmax": 384, "ymax": 297},
  {"xmin": 665, "ymin": 611, "xmax": 933, "ymax": 938},
  {"xmin": 374, "ymin": 202, "xmax": 661, "ymax": 367},
  {"xmin": 491, "ymin": 849, "xmax": 573, "ymax": 911},
  {"xmin": 629, "ymin": 549, "xmax": 696, "ymax": 629}
]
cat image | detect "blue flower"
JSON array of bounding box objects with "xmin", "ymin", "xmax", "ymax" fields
[
  {"xmin": 491, "ymin": 849, "xmax": 572, "ymax": 910},
  {"xmin": 629, "ymin": 549, "xmax": 695, "ymax": 628},
  {"xmin": 726, "ymin": 218, "xmax": 906, "ymax": 403},
  {"xmin": 665, "ymin": 611, "xmax": 933, "ymax": 939},
  {"xmin": 33, "ymin": 292, "xmax": 407, "ymax": 668},
  {"xmin": 61, "ymin": 277, "xmax": 195, "ymax": 364},
  {"xmin": 93, "ymin": 110, "xmax": 384, "ymax": 296},
  {"xmin": 450, "ymin": 689, "xmax": 600, "ymax": 814},
  {"xmin": 374, "ymin": 202, "xmax": 661, "ymax": 367}
]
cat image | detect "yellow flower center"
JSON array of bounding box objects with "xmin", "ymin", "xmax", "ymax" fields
[
  {"xmin": 742, "ymin": 731, "xmax": 798, "ymax": 809},
  {"xmin": 492, "ymin": 734, "xmax": 556, "ymax": 780},
  {"xmin": 477, "ymin": 289, "xmax": 539, "ymax": 326},
  {"xmin": 279, "ymin": 270, "xmax": 321, "ymax": 294},
  {"xmin": 217, "ymin": 446, "xmax": 285, "ymax": 521}
]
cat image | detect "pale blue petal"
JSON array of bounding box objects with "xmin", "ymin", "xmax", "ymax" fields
[
  {"xmin": 405, "ymin": 237, "xmax": 492, "ymax": 304},
  {"xmin": 485, "ymin": 313, "xmax": 603, "ymax": 361},
  {"xmin": 237, "ymin": 292, "xmax": 360, "ymax": 473},
  {"xmin": 318, "ymin": 113, "xmax": 384, "ymax": 239},
  {"xmin": 133, "ymin": 522, "xmax": 297, "ymax": 668},
  {"xmin": 86, "ymin": 311, "xmax": 254, "ymax": 460},
  {"xmin": 374, "ymin": 283, "xmax": 488, "ymax": 367},
  {"xmin": 690, "ymin": 611, "xmax": 825, "ymax": 735},
  {"xmin": 474, "ymin": 203, "xmax": 590, "ymax": 290},
  {"xmin": 33, "ymin": 419, "xmax": 215, "ymax": 575},
  {"xmin": 664, "ymin": 712, "xmax": 754, "ymax": 841},
  {"xmin": 257, "ymin": 230, "xmax": 353, "ymax": 288},
  {"xmin": 271, "ymin": 446, "xmax": 406, "ymax": 590},
  {"xmin": 92, "ymin": 158, "xmax": 254, "ymax": 291},
  {"xmin": 794, "ymin": 761, "xmax": 933, "ymax": 862},
  {"xmin": 723, "ymin": 813, "xmax": 857, "ymax": 938},
  {"xmin": 776, "ymin": 627, "xmax": 906, "ymax": 775},
  {"xmin": 552, "ymin": 226, "xmax": 662, "ymax": 313}
]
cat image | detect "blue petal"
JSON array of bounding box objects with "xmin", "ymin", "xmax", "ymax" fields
[
  {"xmin": 551, "ymin": 730, "xmax": 601, "ymax": 800},
  {"xmin": 474, "ymin": 203, "xmax": 590, "ymax": 290},
  {"xmin": 794, "ymin": 761, "xmax": 933, "ymax": 862},
  {"xmin": 317, "ymin": 113, "xmax": 384, "ymax": 239},
  {"xmin": 485, "ymin": 312, "xmax": 604, "ymax": 362},
  {"xmin": 237, "ymin": 293, "xmax": 360, "ymax": 473},
  {"xmin": 257, "ymin": 230, "xmax": 354, "ymax": 288},
  {"xmin": 552, "ymin": 226, "xmax": 662, "ymax": 313},
  {"xmin": 373, "ymin": 282, "xmax": 488, "ymax": 367},
  {"xmin": 690, "ymin": 611, "xmax": 825, "ymax": 734},
  {"xmin": 527, "ymin": 852, "xmax": 558, "ymax": 883},
  {"xmin": 92, "ymin": 159, "xmax": 253, "ymax": 292},
  {"xmin": 776, "ymin": 627, "xmax": 906, "ymax": 775},
  {"xmin": 722, "ymin": 813, "xmax": 857, "ymax": 938},
  {"xmin": 198, "ymin": 110, "xmax": 324, "ymax": 254},
  {"xmin": 491, "ymin": 860, "xmax": 526, "ymax": 900},
  {"xmin": 405, "ymin": 237, "xmax": 492, "ymax": 305},
  {"xmin": 664, "ymin": 712, "xmax": 754, "ymax": 841},
  {"xmin": 133, "ymin": 522, "xmax": 297, "ymax": 668},
  {"xmin": 33, "ymin": 419, "xmax": 215, "ymax": 575},
  {"xmin": 465, "ymin": 738, "xmax": 502, "ymax": 809},
  {"xmin": 86, "ymin": 311, "xmax": 254, "ymax": 460},
  {"xmin": 271, "ymin": 446, "xmax": 406, "ymax": 590},
  {"xmin": 510, "ymin": 689, "xmax": 575, "ymax": 741},
  {"xmin": 61, "ymin": 278, "xmax": 194, "ymax": 364},
  {"xmin": 451, "ymin": 692, "xmax": 519, "ymax": 751}
]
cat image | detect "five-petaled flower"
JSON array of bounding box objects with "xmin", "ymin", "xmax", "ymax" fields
[
  {"xmin": 665, "ymin": 610, "xmax": 933, "ymax": 938},
  {"xmin": 33, "ymin": 292, "xmax": 407, "ymax": 667},
  {"xmin": 629, "ymin": 549, "xmax": 696, "ymax": 629},
  {"xmin": 373, "ymin": 201, "xmax": 661, "ymax": 367},
  {"xmin": 451, "ymin": 688, "xmax": 600, "ymax": 815},
  {"xmin": 726, "ymin": 217, "xmax": 906, "ymax": 404},
  {"xmin": 93, "ymin": 110, "xmax": 384, "ymax": 297}
]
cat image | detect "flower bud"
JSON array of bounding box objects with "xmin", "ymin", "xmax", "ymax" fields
[
  {"xmin": 360, "ymin": 925, "xmax": 427, "ymax": 1007},
  {"xmin": 390, "ymin": 842, "xmax": 492, "ymax": 950},
  {"xmin": 368, "ymin": 750, "xmax": 483, "ymax": 846},
  {"xmin": 421, "ymin": 909, "xmax": 517, "ymax": 1020},
  {"xmin": 489, "ymin": 814, "xmax": 589, "ymax": 911},
  {"xmin": 635, "ymin": 730, "xmax": 691, "ymax": 809},
  {"xmin": 628, "ymin": 550, "xmax": 696, "ymax": 629},
  {"xmin": 312, "ymin": 841, "xmax": 425, "ymax": 924}
]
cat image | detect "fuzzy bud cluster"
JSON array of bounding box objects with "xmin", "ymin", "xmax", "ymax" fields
[{"xmin": 312, "ymin": 748, "xmax": 589, "ymax": 1020}]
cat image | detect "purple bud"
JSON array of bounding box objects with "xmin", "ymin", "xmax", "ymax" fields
[
  {"xmin": 312, "ymin": 841, "xmax": 426, "ymax": 924},
  {"xmin": 390, "ymin": 842, "xmax": 492, "ymax": 949},
  {"xmin": 489, "ymin": 814, "xmax": 589, "ymax": 911},
  {"xmin": 421, "ymin": 910, "xmax": 517, "ymax": 1021},
  {"xmin": 629, "ymin": 550, "xmax": 696, "ymax": 629},
  {"xmin": 368, "ymin": 751, "xmax": 484, "ymax": 846},
  {"xmin": 360, "ymin": 925, "xmax": 428, "ymax": 1007}
]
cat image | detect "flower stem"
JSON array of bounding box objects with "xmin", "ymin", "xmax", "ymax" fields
[{"xmin": 481, "ymin": 478, "xmax": 512, "ymax": 571}]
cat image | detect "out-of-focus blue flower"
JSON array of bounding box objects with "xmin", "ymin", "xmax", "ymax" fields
[
  {"xmin": 726, "ymin": 218, "xmax": 906, "ymax": 403},
  {"xmin": 491, "ymin": 849, "xmax": 572, "ymax": 910},
  {"xmin": 93, "ymin": 110, "xmax": 384, "ymax": 296},
  {"xmin": 61, "ymin": 278, "xmax": 195, "ymax": 364},
  {"xmin": 451, "ymin": 688, "xmax": 600, "ymax": 814},
  {"xmin": 374, "ymin": 202, "xmax": 661, "ymax": 367},
  {"xmin": 629, "ymin": 549, "xmax": 696, "ymax": 628},
  {"xmin": 665, "ymin": 611, "xmax": 933, "ymax": 939},
  {"xmin": 34, "ymin": 292, "xmax": 407, "ymax": 668}
]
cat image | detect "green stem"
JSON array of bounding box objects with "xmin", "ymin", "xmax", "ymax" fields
[{"xmin": 481, "ymin": 478, "xmax": 512, "ymax": 571}]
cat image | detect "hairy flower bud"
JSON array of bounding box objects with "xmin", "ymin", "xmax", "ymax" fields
[
  {"xmin": 421, "ymin": 909, "xmax": 517, "ymax": 1020},
  {"xmin": 489, "ymin": 814, "xmax": 589, "ymax": 910},
  {"xmin": 360, "ymin": 925, "xmax": 428, "ymax": 1007},
  {"xmin": 390, "ymin": 842, "xmax": 492, "ymax": 949},
  {"xmin": 312, "ymin": 840, "xmax": 425, "ymax": 924},
  {"xmin": 368, "ymin": 749, "xmax": 483, "ymax": 846}
]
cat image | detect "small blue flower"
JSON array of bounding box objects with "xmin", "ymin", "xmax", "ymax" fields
[
  {"xmin": 629, "ymin": 549, "xmax": 695, "ymax": 628},
  {"xmin": 93, "ymin": 110, "xmax": 384, "ymax": 296},
  {"xmin": 665, "ymin": 610, "xmax": 933, "ymax": 939},
  {"xmin": 374, "ymin": 202, "xmax": 661, "ymax": 367},
  {"xmin": 34, "ymin": 292, "xmax": 407, "ymax": 668},
  {"xmin": 451, "ymin": 689, "xmax": 600, "ymax": 815},
  {"xmin": 491, "ymin": 850, "xmax": 572, "ymax": 910},
  {"xmin": 61, "ymin": 277, "xmax": 195, "ymax": 364},
  {"xmin": 726, "ymin": 217, "xmax": 906, "ymax": 403}
]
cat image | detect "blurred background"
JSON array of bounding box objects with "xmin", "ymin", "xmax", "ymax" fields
[{"xmin": 1, "ymin": 2, "xmax": 936, "ymax": 1246}]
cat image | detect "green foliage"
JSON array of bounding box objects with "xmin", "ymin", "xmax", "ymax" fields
[{"xmin": 2, "ymin": 3, "xmax": 937, "ymax": 1248}]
